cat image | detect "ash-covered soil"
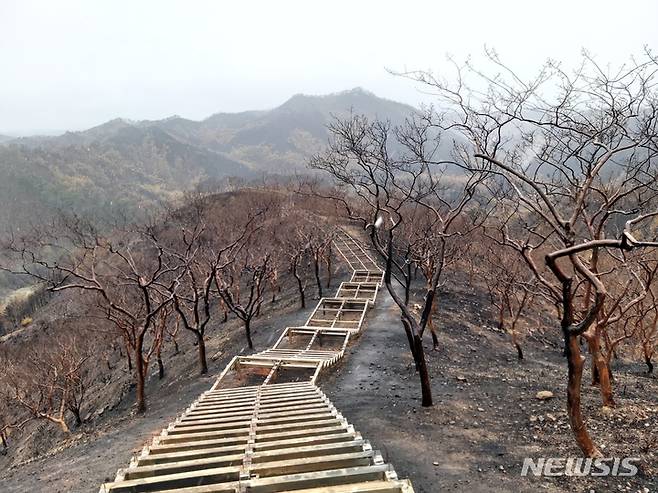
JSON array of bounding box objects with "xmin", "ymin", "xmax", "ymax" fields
[
  {"xmin": 321, "ymin": 280, "xmax": 657, "ymax": 493},
  {"xmin": 0, "ymin": 269, "xmax": 351, "ymax": 493},
  {"xmin": 1, "ymin": 266, "xmax": 656, "ymax": 492}
]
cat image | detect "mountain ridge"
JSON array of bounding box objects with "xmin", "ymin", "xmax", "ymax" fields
[
  {"xmin": 0, "ymin": 88, "xmax": 416, "ymax": 230},
  {"xmin": 10, "ymin": 87, "xmax": 413, "ymax": 141}
]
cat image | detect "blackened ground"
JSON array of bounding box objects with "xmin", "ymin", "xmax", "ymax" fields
[
  {"xmin": 321, "ymin": 279, "xmax": 657, "ymax": 493},
  {"xmin": 1, "ymin": 267, "xmax": 656, "ymax": 492},
  {"xmin": 0, "ymin": 267, "xmax": 351, "ymax": 493}
]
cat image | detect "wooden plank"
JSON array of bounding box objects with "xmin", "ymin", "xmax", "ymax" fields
[
  {"xmin": 171, "ymin": 412, "xmax": 337, "ymax": 435},
  {"xmin": 255, "ymin": 424, "xmax": 351, "ymax": 443},
  {"xmin": 126, "ymin": 442, "xmax": 370, "ymax": 480},
  {"xmin": 125, "ymin": 457, "xmax": 243, "ymax": 480},
  {"xmin": 116, "ymin": 465, "xmax": 393, "ymax": 493},
  {"xmin": 245, "ymin": 464, "xmax": 393, "ymax": 493},
  {"xmin": 251, "ymin": 440, "xmax": 367, "ymax": 462},
  {"xmin": 275, "ymin": 480, "xmax": 414, "ymax": 493},
  {"xmin": 148, "ymin": 436, "xmax": 251, "ymax": 454},
  {"xmin": 195, "ymin": 391, "xmax": 321, "ymax": 408},
  {"xmin": 180, "ymin": 403, "xmax": 330, "ymax": 425},
  {"xmin": 159, "ymin": 428, "xmax": 250, "ymax": 444},
  {"xmin": 207, "ymin": 386, "xmax": 319, "ymax": 400},
  {"xmin": 250, "ymin": 450, "xmax": 375, "ymax": 477},
  {"xmin": 196, "ymin": 390, "xmax": 320, "ymax": 408},
  {"xmin": 252, "ymin": 432, "xmax": 361, "ymax": 451},
  {"xmin": 137, "ymin": 444, "xmax": 248, "ymax": 465},
  {"xmin": 105, "ymin": 453, "xmax": 377, "ymax": 492}
]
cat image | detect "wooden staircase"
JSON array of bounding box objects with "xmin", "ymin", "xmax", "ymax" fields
[{"xmin": 99, "ymin": 229, "xmax": 414, "ymax": 493}]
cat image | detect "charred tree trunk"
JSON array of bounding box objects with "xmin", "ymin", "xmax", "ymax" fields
[
  {"xmin": 414, "ymin": 334, "xmax": 433, "ymax": 407},
  {"xmin": 156, "ymin": 342, "xmax": 165, "ymax": 380},
  {"xmin": 157, "ymin": 354, "xmax": 165, "ymax": 380},
  {"xmin": 314, "ymin": 258, "xmax": 323, "ymax": 299},
  {"xmin": 326, "ymin": 253, "xmax": 332, "ymax": 288},
  {"xmin": 401, "ymin": 316, "xmax": 432, "ymax": 406},
  {"xmin": 378, "ymin": 228, "xmax": 434, "ymax": 408},
  {"xmin": 427, "ymin": 298, "xmax": 439, "ymax": 351},
  {"xmin": 565, "ymin": 333, "xmax": 602, "ymax": 457},
  {"xmin": 292, "ymin": 263, "xmax": 306, "ymax": 308},
  {"xmin": 197, "ymin": 333, "xmax": 208, "ymax": 375},
  {"xmin": 297, "ymin": 278, "xmax": 306, "ymax": 308},
  {"xmin": 0, "ymin": 431, "xmax": 7, "ymax": 454},
  {"xmin": 430, "ymin": 329, "xmax": 439, "ymax": 351},
  {"xmin": 643, "ymin": 343, "xmax": 654, "ymax": 373},
  {"xmin": 404, "ymin": 263, "xmax": 412, "ymax": 305},
  {"xmin": 71, "ymin": 408, "xmax": 83, "ymax": 427},
  {"xmin": 244, "ymin": 319, "xmax": 254, "ymax": 349},
  {"xmin": 401, "ymin": 315, "xmax": 418, "ymax": 365},
  {"xmin": 548, "ymin": 260, "xmax": 603, "ymax": 458},
  {"xmin": 586, "ymin": 330, "xmax": 615, "ymax": 407},
  {"xmin": 497, "ymin": 304, "xmax": 505, "ymax": 331},
  {"xmin": 134, "ymin": 343, "xmax": 146, "ymax": 414},
  {"xmin": 514, "ymin": 341, "xmax": 524, "ymax": 360}
]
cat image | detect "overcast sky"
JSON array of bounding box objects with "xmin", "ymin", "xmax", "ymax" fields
[{"xmin": 2, "ymin": 0, "xmax": 657, "ymax": 135}]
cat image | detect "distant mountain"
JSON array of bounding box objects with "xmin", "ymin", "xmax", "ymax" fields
[
  {"xmin": 0, "ymin": 88, "xmax": 416, "ymax": 229},
  {"xmin": 0, "ymin": 135, "xmax": 13, "ymax": 144}
]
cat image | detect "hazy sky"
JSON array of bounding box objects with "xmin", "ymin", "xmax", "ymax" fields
[{"xmin": 2, "ymin": 0, "xmax": 658, "ymax": 135}]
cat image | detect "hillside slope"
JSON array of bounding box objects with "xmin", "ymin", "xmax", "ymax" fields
[{"xmin": 2, "ymin": 250, "xmax": 655, "ymax": 492}]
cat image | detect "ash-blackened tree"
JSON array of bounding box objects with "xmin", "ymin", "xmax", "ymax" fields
[
  {"xmin": 311, "ymin": 113, "xmax": 489, "ymax": 407},
  {"xmin": 632, "ymin": 256, "xmax": 658, "ymax": 374},
  {"xmin": 150, "ymin": 302, "xmax": 174, "ymax": 380},
  {"xmin": 215, "ymin": 252, "xmax": 272, "ymax": 350},
  {"xmin": 635, "ymin": 290, "xmax": 658, "ymax": 374},
  {"xmin": 0, "ymin": 332, "xmax": 92, "ymax": 433},
  {"xmin": 0, "ymin": 397, "xmax": 26, "ymax": 454},
  {"xmin": 579, "ymin": 256, "xmax": 657, "ymax": 407},
  {"xmin": 5, "ymin": 216, "xmax": 183, "ymax": 413},
  {"xmin": 167, "ymin": 199, "xmax": 259, "ymax": 374},
  {"xmin": 287, "ymin": 236, "xmax": 309, "ymax": 309},
  {"xmin": 282, "ymin": 218, "xmax": 313, "ymax": 309},
  {"xmin": 479, "ymin": 240, "xmax": 536, "ymax": 360},
  {"xmin": 302, "ymin": 227, "xmax": 334, "ymax": 300},
  {"xmin": 278, "ymin": 210, "xmax": 337, "ymax": 309},
  {"xmin": 403, "ymin": 50, "xmax": 658, "ymax": 456},
  {"xmin": 403, "ymin": 210, "xmax": 477, "ymax": 351}
]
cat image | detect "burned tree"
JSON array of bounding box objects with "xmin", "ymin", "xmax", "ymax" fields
[
  {"xmin": 215, "ymin": 253, "xmax": 272, "ymax": 350},
  {"xmin": 634, "ymin": 260, "xmax": 658, "ymax": 374},
  {"xmin": 480, "ymin": 240, "xmax": 535, "ymax": 360},
  {"xmin": 287, "ymin": 240, "xmax": 308, "ymax": 309},
  {"xmin": 578, "ymin": 257, "xmax": 657, "ymax": 407},
  {"xmin": 5, "ymin": 216, "xmax": 183, "ymax": 413},
  {"xmin": 0, "ymin": 333, "xmax": 91, "ymax": 433},
  {"xmin": 311, "ymin": 114, "xmax": 489, "ymax": 407},
  {"xmin": 303, "ymin": 228, "xmax": 334, "ymax": 300},
  {"xmin": 403, "ymin": 50, "xmax": 658, "ymax": 455},
  {"xmin": 169, "ymin": 208, "xmax": 256, "ymax": 374}
]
